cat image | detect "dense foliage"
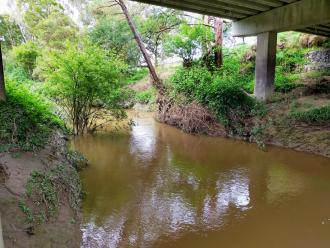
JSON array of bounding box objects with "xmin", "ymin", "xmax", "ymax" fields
[
  {"xmin": 165, "ymin": 23, "xmax": 214, "ymax": 67},
  {"xmin": 38, "ymin": 41, "xmax": 128, "ymax": 135},
  {"xmin": 0, "ymin": 15, "xmax": 25, "ymax": 52},
  {"xmin": 0, "ymin": 80, "xmax": 63, "ymax": 151},
  {"xmin": 169, "ymin": 54, "xmax": 258, "ymax": 128},
  {"xmin": 89, "ymin": 16, "xmax": 140, "ymax": 66},
  {"xmin": 12, "ymin": 41, "xmax": 40, "ymax": 77},
  {"xmin": 139, "ymin": 7, "xmax": 183, "ymax": 65}
]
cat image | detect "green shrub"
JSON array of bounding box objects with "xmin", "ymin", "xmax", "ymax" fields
[
  {"xmin": 169, "ymin": 63, "xmax": 259, "ymax": 127},
  {"xmin": 291, "ymin": 105, "xmax": 330, "ymax": 125},
  {"xmin": 0, "ymin": 80, "xmax": 63, "ymax": 151},
  {"xmin": 276, "ymin": 48, "xmax": 306, "ymax": 73},
  {"xmin": 275, "ymin": 67, "xmax": 301, "ymax": 93},
  {"xmin": 125, "ymin": 68, "xmax": 149, "ymax": 84},
  {"xmin": 135, "ymin": 89, "xmax": 156, "ymax": 104},
  {"xmin": 38, "ymin": 41, "xmax": 128, "ymax": 135},
  {"xmin": 12, "ymin": 41, "xmax": 40, "ymax": 77}
]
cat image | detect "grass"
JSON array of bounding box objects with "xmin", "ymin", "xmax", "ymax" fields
[{"xmin": 291, "ymin": 105, "xmax": 330, "ymax": 125}]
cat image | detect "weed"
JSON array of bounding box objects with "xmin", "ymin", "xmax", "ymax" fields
[
  {"xmin": 19, "ymin": 164, "xmax": 82, "ymax": 227},
  {"xmin": 291, "ymin": 105, "xmax": 330, "ymax": 125}
]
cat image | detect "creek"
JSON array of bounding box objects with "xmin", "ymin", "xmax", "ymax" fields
[{"xmin": 72, "ymin": 111, "xmax": 330, "ymax": 248}]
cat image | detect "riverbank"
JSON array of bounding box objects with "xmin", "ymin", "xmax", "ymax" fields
[
  {"xmin": 0, "ymin": 131, "xmax": 83, "ymax": 247},
  {"xmin": 155, "ymin": 75, "xmax": 330, "ymax": 158}
]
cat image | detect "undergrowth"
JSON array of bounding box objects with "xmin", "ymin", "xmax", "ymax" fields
[
  {"xmin": 291, "ymin": 105, "xmax": 330, "ymax": 125},
  {"xmin": 135, "ymin": 88, "xmax": 156, "ymax": 104},
  {"xmin": 19, "ymin": 164, "xmax": 82, "ymax": 227},
  {"xmin": 168, "ymin": 61, "xmax": 264, "ymax": 131},
  {"xmin": 125, "ymin": 68, "xmax": 149, "ymax": 85},
  {"xmin": 0, "ymin": 80, "xmax": 63, "ymax": 151}
]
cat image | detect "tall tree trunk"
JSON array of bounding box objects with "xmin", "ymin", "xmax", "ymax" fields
[
  {"xmin": 214, "ymin": 18, "xmax": 223, "ymax": 68},
  {"xmin": 117, "ymin": 0, "xmax": 163, "ymax": 92},
  {"xmin": 0, "ymin": 42, "xmax": 6, "ymax": 102},
  {"xmin": 202, "ymin": 15, "xmax": 211, "ymax": 56}
]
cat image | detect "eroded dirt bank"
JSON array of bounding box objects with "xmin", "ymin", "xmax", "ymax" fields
[{"xmin": 0, "ymin": 131, "xmax": 83, "ymax": 248}]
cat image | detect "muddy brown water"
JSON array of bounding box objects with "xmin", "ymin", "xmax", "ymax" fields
[{"xmin": 72, "ymin": 111, "xmax": 330, "ymax": 248}]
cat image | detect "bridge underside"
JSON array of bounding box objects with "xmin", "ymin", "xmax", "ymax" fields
[{"xmin": 131, "ymin": 0, "xmax": 330, "ymax": 100}]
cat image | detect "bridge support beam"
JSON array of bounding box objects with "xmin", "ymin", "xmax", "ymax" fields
[
  {"xmin": 232, "ymin": 0, "xmax": 330, "ymax": 37},
  {"xmin": 254, "ymin": 31, "xmax": 277, "ymax": 101}
]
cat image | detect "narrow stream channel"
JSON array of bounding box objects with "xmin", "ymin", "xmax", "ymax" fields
[{"xmin": 72, "ymin": 111, "xmax": 330, "ymax": 248}]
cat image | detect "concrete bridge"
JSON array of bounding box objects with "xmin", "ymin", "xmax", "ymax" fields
[{"xmin": 131, "ymin": 0, "xmax": 330, "ymax": 100}]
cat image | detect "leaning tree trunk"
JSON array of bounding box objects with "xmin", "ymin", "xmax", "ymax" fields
[
  {"xmin": 117, "ymin": 0, "xmax": 163, "ymax": 92},
  {"xmin": 214, "ymin": 18, "xmax": 223, "ymax": 68},
  {"xmin": 0, "ymin": 42, "xmax": 6, "ymax": 102}
]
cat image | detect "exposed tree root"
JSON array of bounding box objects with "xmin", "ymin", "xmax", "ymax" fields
[{"xmin": 156, "ymin": 95, "xmax": 226, "ymax": 136}]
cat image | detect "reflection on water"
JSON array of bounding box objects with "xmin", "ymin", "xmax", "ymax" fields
[{"xmin": 72, "ymin": 112, "xmax": 330, "ymax": 248}]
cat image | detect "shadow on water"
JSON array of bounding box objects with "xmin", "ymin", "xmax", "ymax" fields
[{"xmin": 72, "ymin": 111, "xmax": 330, "ymax": 248}]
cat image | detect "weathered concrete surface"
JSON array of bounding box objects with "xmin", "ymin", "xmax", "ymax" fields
[
  {"xmin": 232, "ymin": 0, "xmax": 330, "ymax": 37},
  {"xmin": 0, "ymin": 215, "xmax": 4, "ymax": 248},
  {"xmin": 0, "ymin": 43, "xmax": 6, "ymax": 102},
  {"xmin": 254, "ymin": 32, "xmax": 277, "ymax": 101}
]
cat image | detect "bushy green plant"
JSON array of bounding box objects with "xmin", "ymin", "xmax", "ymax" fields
[
  {"xmin": 12, "ymin": 41, "xmax": 40, "ymax": 77},
  {"xmin": 0, "ymin": 79, "xmax": 63, "ymax": 151},
  {"xmin": 66, "ymin": 150, "xmax": 88, "ymax": 171},
  {"xmin": 275, "ymin": 67, "xmax": 301, "ymax": 93},
  {"xmin": 125, "ymin": 68, "xmax": 149, "ymax": 84},
  {"xmin": 169, "ymin": 62, "xmax": 258, "ymax": 127},
  {"xmin": 38, "ymin": 41, "xmax": 128, "ymax": 135},
  {"xmin": 276, "ymin": 48, "xmax": 306, "ymax": 73},
  {"xmin": 135, "ymin": 89, "xmax": 156, "ymax": 104},
  {"xmin": 291, "ymin": 105, "xmax": 330, "ymax": 125},
  {"xmin": 164, "ymin": 23, "xmax": 214, "ymax": 67},
  {"xmin": 33, "ymin": 11, "xmax": 77, "ymax": 50}
]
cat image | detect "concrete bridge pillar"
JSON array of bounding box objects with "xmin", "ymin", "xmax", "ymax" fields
[
  {"xmin": 0, "ymin": 42, "xmax": 5, "ymax": 102},
  {"xmin": 254, "ymin": 31, "xmax": 277, "ymax": 101}
]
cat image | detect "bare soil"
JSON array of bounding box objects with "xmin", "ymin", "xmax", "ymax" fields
[{"xmin": 0, "ymin": 131, "xmax": 81, "ymax": 248}]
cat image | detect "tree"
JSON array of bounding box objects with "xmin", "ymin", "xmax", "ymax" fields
[
  {"xmin": 139, "ymin": 7, "xmax": 182, "ymax": 66},
  {"xmin": 12, "ymin": 41, "xmax": 40, "ymax": 77},
  {"xmin": 164, "ymin": 23, "xmax": 214, "ymax": 67},
  {"xmin": 89, "ymin": 16, "xmax": 140, "ymax": 67},
  {"xmin": 33, "ymin": 11, "xmax": 77, "ymax": 50},
  {"xmin": 18, "ymin": 0, "xmax": 64, "ymax": 33},
  {"xmin": 0, "ymin": 15, "xmax": 25, "ymax": 52},
  {"xmin": 39, "ymin": 41, "xmax": 128, "ymax": 135},
  {"xmin": 116, "ymin": 0, "xmax": 163, "ymax": 91},
  {"xmin": 214, "ymin": 18, "xmax": 223, "ymax": 68}
]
